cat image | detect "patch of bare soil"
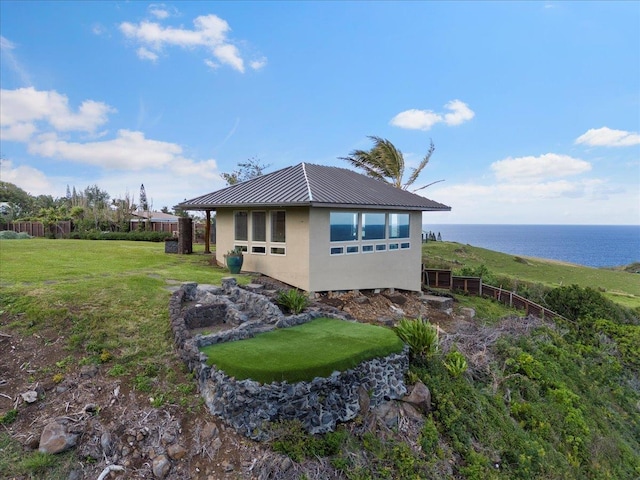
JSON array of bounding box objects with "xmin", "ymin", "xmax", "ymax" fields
[{"xmin": 0, "ymin": 283, "xmax": 464, "ymax": 480}]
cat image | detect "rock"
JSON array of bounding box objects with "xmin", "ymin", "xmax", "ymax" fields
[
  {"xmin": 201, "ymin": 422, "xmax": 219, "ymax": 441},
  {"xmin": 80, "ymin": 364, "xmax": 98, "ymax": 378},
  {"xmin": 460, "ymin": 307, "xmax": 476, "ymax": 319},
  {"xmin": 39, "ymin": 420, "xmax": 78, "ymax": 454},
  {"xmin": 389, "ymin": 305, "xmax": 405, "ymax": 316},
  {"xmin": 21, "ymin": 390, "xmax": 38, "ymax": 403},
  {"xmin": 67, "ymin": 470, "xmax": 82, "ymax": 480},
  {"xmin": 152, "ymin": 454, "xmax": 171, "ymax": 479},
  {"xmin": 402, "ymin": 381, "xmax": 431, "ymax": 413},
  {"xmin": 400, "ymin": 402, "xmax": 424, "ymax": 422},
  {"xmin": 383, "ymin": 292, "xmax": 407, "ymax": 305},
  {"xmin": 357, "ymin": 385, "xmax": 370, "ymax": 414},
  {"xmin": 422, "ymin": 295, "xmax": 453, "ymax": 311},
  {"xmin": 374, "ymin": 401, "xmax": 400, "ymax": 429},
  {"xmin": 167, "ymin": 443, "xmax": 187, "ymax": 460},
  {"xmin": 221, "ymin": 460, "xmax": 234, "ymax": 472},
  {"xmin": 100, "ymin": 431, "xmax": 112, "ymax": 454},
  {"xmin": 354, "ymin": 295, "xmax": 370, "ymax": 305}
]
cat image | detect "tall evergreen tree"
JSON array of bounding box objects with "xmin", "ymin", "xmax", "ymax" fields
[{"xmin": 139, "ymin": 184, "xmax": 149, "ymax": 211}]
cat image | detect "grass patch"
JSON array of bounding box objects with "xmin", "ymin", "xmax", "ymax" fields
[{"xmin": 201, "ymin": 318, "xmax": 404, "ymax": 383}]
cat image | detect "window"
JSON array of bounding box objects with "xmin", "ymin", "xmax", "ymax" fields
[
  {"xmin": 234, "ymin": 211, "xmax": 248, "ymax": 241},
  {"xmin": 330, "ymin": 246, "xmax": 344, "ymax": 255},
  {"xmin": 401, "ymin": 242, "xmax": 410, "ymax": 249},
  {"xmin": 389, "ymin": 213, "xmax": 410, "ymax": 239},
  {"xmin": 271, "ymin": 211, "xmax": 286, "ymax": 243},
  {"xmin": 346, "ymin": 245, "xmax": 359, "ymax": 254},
  {"xmin": 252, "ymin": 211, "xmax": 266, "ymax": 242},
  {"xmin": 375, "ymin": 244, "xmax": 386, "ymax": 252},
  {"xmin": 271, "ymin": 247, "xmax": 286, "ymax": 255},
  {"xmin": 362, "ymin": 245, "xmax": 374, "ymax": 253},
  {"xmin": 389, "ymin": 243, "xmax": 399, "ymax": 250},
  {"xmin": 330, "ymin": 212, "xmax": 358, "ymax": 242},
  {"xmin": 251, "ymin": 246, "xmax": 266, "ymax": 254},
  {"xmin": 362, "ymin": 213, "xmax": 386, "ymax": 240}
]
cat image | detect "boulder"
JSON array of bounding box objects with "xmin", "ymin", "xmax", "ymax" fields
[
  {"xmin": 152, "ymin": 454, "xmax": 171, "ymax": 479},
  {"xmin": 402, "ymin": 381, "xmax": 431, "ymax": 413},
  {"xmin": 39, "ymin": 420, "xmax": 78, "ymax": 454}
]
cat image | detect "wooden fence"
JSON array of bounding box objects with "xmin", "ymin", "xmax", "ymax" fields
[
  {"xmin": 422, "ymin": 267, "xmax": 561, "ymax": 320},
  {"xmin": 3, "ymin": 221, "xmax": 71, "ymax": 237}
]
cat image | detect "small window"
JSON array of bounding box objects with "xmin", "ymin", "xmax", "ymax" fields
[
  {"xmin": 271, "ymin": 247, "xmax": 286, "ymax": 255},
  {"xmin": 330, "ymin": 211, "xmax": 358, "ymax": 242},
  {"xmin": 271, "ymin": 211, "xmax": 286, "ymax": 243},
  {"xmin": 346, "ymin": 245, "xmax": 359, "ymax": 254},
  {"xmin": 362, "ymin": 212, "xmax": 386, "ymax": 240},
  {"xmin": 330, "ymin": 246, "xmax": 344, "ymax": 255},
  {"xmin": 252, "ymin": 211, "xmax": 266, "ymax": 242},
  {"xmin": 234, "ymin": 211, "xmax": 248, "ymax": 241},
  {"xmin": 389, "ymin": 243, "xmax": 399, "ymax": 250},
  {"xmin": 251, "ymin": 246, "xmax": 266, "ymax": 254},
  {"xmin": 375, "ymin": 244, "xmax": 386, "ymax": 252},
  {"xmin": 362, "ymin": 245, "xmax": 374, "ymax": 253},
  {"xmin": 389, "ymin": 213, "xmax": 410, "ymax": 239},
  {"xmin": 400, "ymin": 242, "xmax": 410, "ymax": 249},
  {"xmin": 234, "ymin": 245, "xmax": 248, "ymax": 252}
]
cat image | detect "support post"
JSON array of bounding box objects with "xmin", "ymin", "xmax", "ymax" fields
[{"xmin": 204, "ymin": 210, "xmax": 211, "ymax": 254}]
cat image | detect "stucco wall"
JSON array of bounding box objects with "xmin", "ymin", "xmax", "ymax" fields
[
  {"xmin": 308, "ymin": 209, "xmax": 423, "ymax": 292},
  {"xmin": 216, "ymin": 207, "xmax": 311, "ymax": 290},
  {"xmin": 217, "ymin": 207, "xmax": 423, "ymax": 292}
]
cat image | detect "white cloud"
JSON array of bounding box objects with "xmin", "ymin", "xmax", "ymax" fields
[
  {"xmin": 119, "ymin": 13, "xmax": 264, "ymax": 73},
  {"xmin": 491, "ymin": 153, "xmax": 591, "ymax": 182},
  {"xmin": 0, "ymin": 87, "xmax": 115, "ymax": 139},
  {"xmin": 250, "ymin": 57, "xmax": 268, "ymax": 70},
  {"xmin": 28, "ymin": 129, "xmax": 184, "ymax": 170},
  {"xmin": 443, "ymin": 99, "xmax": 475, "ymax": 126},
  {"xmin": 390, "ymin": 100, "xmax": 474, "ymax": 131},
  {"xmin": 0, "ymin": 35, "xmax": 33, "ymax": 86},
  {"xmin": 575, "ymin": 127, "xmax": 640, "ymax": 147},
  {"xmin": 137, "ymin": 47, "xmax": 159, "ymax": 61},
  {"xmin": 149, "ymin": 5, "xmax": 171, "ymax": 20},
  {"xmin": 0, "ymin": 159, "xmax": 55, "ymax": 195}
]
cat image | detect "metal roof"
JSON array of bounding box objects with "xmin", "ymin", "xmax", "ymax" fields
[{"xmin": 178, "ymin": 163, "xmax": 451, "ymax": 212}]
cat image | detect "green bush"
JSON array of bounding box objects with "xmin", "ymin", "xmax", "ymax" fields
[
  {"xmin": 444, "ymin": 350, "xmax": 468, "ymax": 378},
  {"xmin": 66, "ymin": 231, "xmax": 172, "ymax": 242},
  {"xmin": 276, "ymin": 288, "xmax": 310, "ymax": 314},
  {"xmin": 395, "ymin": 317, "xmax": 438, "ymax": 361},
  {"xmin": 0, "ymin": 231, "xmax": 31, "ymax": 239}
]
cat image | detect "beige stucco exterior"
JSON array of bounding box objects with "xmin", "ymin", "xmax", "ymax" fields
[{"xmin": 216, "ymin": 207, "xmax": 423, "ymax": 293}]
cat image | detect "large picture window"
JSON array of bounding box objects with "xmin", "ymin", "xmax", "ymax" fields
[
  {"xmin": 330, "ymin": 212, "xmax": 358, "ymax": 242},
  {"xmin": 388, "ymin": 213, "xmax": 410, "ymax": 239},
  {"xmin": 362, "ymin": 212, "xmax": 386, "ymax": 240},
  {"xmin": 271, "ymin": 211, "xmax": 286, "ymax": 243},
  {"xmin": 234, "ymin": 211, "xmax": 248, "ymax": 241},
  {"xmin": 252, "ymin": 211, "xmax": 266, "ymax": 242}
]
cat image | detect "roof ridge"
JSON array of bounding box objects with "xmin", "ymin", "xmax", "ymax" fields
[{"xmin": 301, "ymin": 163, "xmax": 313, "ymax": 201}]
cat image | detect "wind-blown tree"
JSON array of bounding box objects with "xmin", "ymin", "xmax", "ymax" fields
[
  {"xmin": 221, "ymin": 157, "xmax": 270, "ymax": 186},
  {"xmin": 339, "ymin": 136, "xmax": 443, "ymax": 191}
]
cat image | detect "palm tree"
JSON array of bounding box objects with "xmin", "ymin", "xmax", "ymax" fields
[{"xmin": 339, "ymin": 136, "xmax": 443, "ymax": 191}]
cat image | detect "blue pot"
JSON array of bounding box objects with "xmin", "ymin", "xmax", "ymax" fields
[{"xmin": 226, "ymin": 255, "xmax": 243, "ymax": 274}]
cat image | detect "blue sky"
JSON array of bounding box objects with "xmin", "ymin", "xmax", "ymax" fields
[{"xmin": 1, "ymin": 1, "xmax": 638, "ymax": 225}]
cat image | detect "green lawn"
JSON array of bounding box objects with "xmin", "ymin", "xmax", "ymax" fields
[
  {"xmin": 201, "ymin": 317, "xmax": 404, "ymax": 384},
  {"xmin": 423, "ymin": 241, "xmax": 640, "ymax": 309}
]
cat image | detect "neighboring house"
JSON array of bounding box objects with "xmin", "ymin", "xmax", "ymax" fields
[
  {"xmin": 178, "ymin": 163, "xmax": 451, "ymax": 293},
  {"xmin": 130, "ymin": 211, "xmax": 180, "ymax": 234}
]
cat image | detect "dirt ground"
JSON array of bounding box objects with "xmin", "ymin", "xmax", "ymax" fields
[{"xmin": 0, "ymin": 283, "xmax": 461, "ymax": 480}]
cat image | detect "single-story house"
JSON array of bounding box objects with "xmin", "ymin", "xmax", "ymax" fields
[
  {"xmin": 130, "ymin": 211, "xmax": 181, "ymax": 234},
  {"xmin": 178, "ymin": 163, "xmax": 450, "ymax": 293}
]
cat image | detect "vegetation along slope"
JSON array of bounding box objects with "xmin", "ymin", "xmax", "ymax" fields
[{"xmin": 0, "ymin": 237, "xmax": 638, "ymax": 479}]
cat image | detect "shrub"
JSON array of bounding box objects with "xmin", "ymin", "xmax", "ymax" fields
[
  {"xmin": 444, "ymin": 350, "xmax": 468, "ymax": 377},
  {"xmin": 395, "ymin": 317, "xmax": 438, "ymax": 361},
  {"xmin": 276, "ymin": 289, "xmax": 309, "ymax": 314},
  {"xmin": 0, "ymin": 231, "xmax": 31, "ymax": 239}
]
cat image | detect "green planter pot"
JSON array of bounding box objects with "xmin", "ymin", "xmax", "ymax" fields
[{"xmin": 225, "ymin": 254, "xmax": 243, "ymax": 274}]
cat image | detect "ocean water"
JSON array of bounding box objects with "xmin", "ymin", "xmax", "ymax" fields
[{"xmin": 422, "ymin": 224, "xmax": 640, "ymax": 268}]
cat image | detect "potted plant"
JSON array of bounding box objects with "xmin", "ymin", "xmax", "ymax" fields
[{"xmin": 224, "ymin": 246, "xmax": 244, "ymax": 274}]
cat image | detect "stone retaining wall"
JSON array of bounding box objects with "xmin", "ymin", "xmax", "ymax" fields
[{"xmin": 169, "ymin": 278, "xmax": 408, "ymax": 440}]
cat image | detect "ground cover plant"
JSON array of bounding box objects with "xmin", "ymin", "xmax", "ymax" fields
[{"xmin": 201, "ymin": 317, "xmax": 404, "ymax": 383}]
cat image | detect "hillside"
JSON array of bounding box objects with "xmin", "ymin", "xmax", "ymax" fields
[{"xmin": 0, "ymin": 239, "xmax": 639, "ymax": 479}]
